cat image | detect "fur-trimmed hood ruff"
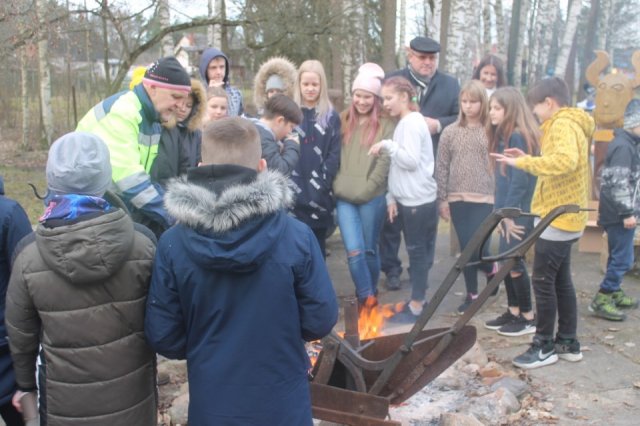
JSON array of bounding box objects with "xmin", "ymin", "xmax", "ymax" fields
[
  {"xmin": 253, "ymin": 56, "xmax": 298, "ymax": 110},
  {"xmin": 163, "ymin": 78, "xmax": 207, "ymax": 130},
  {"xmin": 165, "ymin": 167, "xmax": 294, "ymax": 234},
  {"xmin": 185, "ymin": 78, "xmax": 207, "ymax": 131}
]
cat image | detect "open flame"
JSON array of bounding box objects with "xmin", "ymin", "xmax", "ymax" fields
[
  {"xmin": 358, "ymin": 298, "xmax": 404, "ymax": 340},
  {"xmin": 308, "ymin": 299, "xmax": 406, "ymax": 369}
]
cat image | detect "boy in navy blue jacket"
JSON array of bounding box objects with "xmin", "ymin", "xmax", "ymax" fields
[
  {"xmin": 591, "ymin": 99, "xmax": 640, "ymax": 321},
  {"xmin": 145, "ymin": 117, "xmax": 338, "ymax": 425},
  {"xmin": 0, "ymin": 177, "xmax": 32, "ymax": 426}
]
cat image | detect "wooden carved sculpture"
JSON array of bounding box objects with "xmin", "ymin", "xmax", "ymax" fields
[{"xmin": 585, "ymin": 50, "xmax": 640, "ymax": 198}]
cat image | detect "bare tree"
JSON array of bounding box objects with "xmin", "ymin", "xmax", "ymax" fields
[
  {"xmin": 554, "ymin": 0, "xmax": 581, "ymax": 78},
  {"xmin": 446, "ymin": 0, "xmax": 473, "ymax": 81},
  {"xmin": 158, "ymin": 0, "xmax": 173, "ymax": 56},
  {"xmin": 36, "ymin": 0, "xmax": 53, "ymax": 145},
  {"xmin": 20, "ymin": 47, "xmax": 30, "ymax": 149},
  {"xmin": 381, "ymin": 0, "xmax": 397, "ymax": 72},
  {"xmin": 482, "ymin": 0, "xmax": 492, "ymax": 55},
  {"xmin": 578, "ymin": 0, "xmax": 600, "ymax": 98},
  {"xmin": 513, "ymin": 0, "xmax": 531, "ymax": 88},
  {"xmin": 207, "ymin": 0, "xmax": 224, "ymax": 48},
  {"xmin": 493, "ymin": 0, "xmax": 505, "ymax": 55},
  {"xmin": 528, "ymin": 0, "xmax": 555, "ymax": 83},
  {"xmin": 439, "ymin": 0, "xmax": 452, "ymax": 71}
]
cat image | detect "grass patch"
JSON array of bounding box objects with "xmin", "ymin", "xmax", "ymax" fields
[{"xmin": 0, "ymin": 165, "xmax": 46, "ymax": 225}]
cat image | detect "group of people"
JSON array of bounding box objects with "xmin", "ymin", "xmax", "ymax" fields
[{"xmin": 1, "ymin": 33, "xmax": 639, "ymax": 425}]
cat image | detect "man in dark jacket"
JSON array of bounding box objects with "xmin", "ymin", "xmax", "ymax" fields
[
  {"xmin": 591, "ymin": 99, "xmax": 640, "ymax": 321},
  {"xmin": 381, "ymin": 36, "xmax": 461, "ymax": 290},
  {"xmin": 0, "ymin": 176, "xmax": 32, "ymax": 426},
  {"xmin": 6, "ymin": 132, "xmax": 157, "ymax": 425},
  {"xmin": 145, "ymin": 117, "xmax": 338, "ymax": 425}
]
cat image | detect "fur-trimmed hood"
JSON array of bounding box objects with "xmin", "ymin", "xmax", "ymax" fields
[
  {"xmin": 163, "ymin": 78, "xmax": 207, "ymax": 130},
  {"xmin": 165, "ymin": 167, "xmax": 294, "ymax": 234},
  {"xmin": 164, "ymin": 167, "xmax": 295, "ymax": 272},
  {"xmin": 185, "ymin": 78, "xmax": 207, "ymax": 131},
  {"xmin": 253, "ymin": 57, "xmax": 298, "ymax": 111}
]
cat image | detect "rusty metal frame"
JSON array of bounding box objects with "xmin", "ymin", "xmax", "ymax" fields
[{"xmin": 311, "ymin": 205, "xmax": 582, "ymax": 425}]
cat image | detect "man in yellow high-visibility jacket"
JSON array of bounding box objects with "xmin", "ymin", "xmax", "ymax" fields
[{"xmin": 77, "ymin": 56, "xmax": 191, "ymax": 235}]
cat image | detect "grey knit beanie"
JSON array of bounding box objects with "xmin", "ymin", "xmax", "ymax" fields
[
  {"xmin": 266, "ymin": 74, "xmax": 285, "ymax": 92},
  {"xmin": 46, "ymin": 132, "xmax": 112, "ymax": 197}
]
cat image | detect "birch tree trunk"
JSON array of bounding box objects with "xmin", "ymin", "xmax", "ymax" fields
[
  {"xmin": 598, "ymin": 0, "xmax": 611, "ymax": 52},
  {"xmin": 207, "ymin": 0, "xmax": 223, "ymax": 48},
  {"xmin": 493, "ymin": 0, "xmax": 505, "ymax": 55},
  {"xmin": 482, "ymin": 0, "xmax": 492, "ymax": 54},
  {"xmin": 446, "ymin": 0, "xmax": 471, "ymax": 81},
  {"xmin": 554, "ymin": 0, "xmax": 581, "ymax": 78},
  {"xmin": 578, "ymin": 0, "xmax": 600, "ymax": 98},
  {"xmin": 381, "ymin": 0, "xmax": 397, "ymax": 72},
  {"xmin": 398, "ymin": 0, "xmax": 407, "ymax": 67},
  {"xmin": 439, "ymin": 0, "xmax": 452, "ymax": 71},
  {"xmin": 513, "ymin": 0, "xmax": 530, "ymax": 88},
  {"xmin": 528, "ymin": 0, "xmax": 555, "ymax": 82},
  {"xmin": 431, "ymin": 0, "xmax": 442, "ymax": 42},
  {"xmin": 36, "ymin": 0, "xmax": 53, "ymax": 146},
  {"xmin": 342, "ymin": 0, "xmax": 365, "ymax": 103},
  {"xmin": 506, "ymin": 0, "xmax": 522, "ymax": 84},
  {"xmin": 158, "ymin": 0, "xmax": 173, "ymax": 56},
  {"xmin": 21, "ymin": 48, "xmax": 30, "ymax": 150},
  {"xmin": 330, "ymin": 0, "xmax": 344, "ymax": 96},
  {"xmin": 100, "ymin": 1, "xmax": 111, "ymax": 90}
]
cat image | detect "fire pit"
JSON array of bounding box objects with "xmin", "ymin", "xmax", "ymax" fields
[{"xmin": 310, "ymin": 205, "xmax": 582, "ymax": 425}]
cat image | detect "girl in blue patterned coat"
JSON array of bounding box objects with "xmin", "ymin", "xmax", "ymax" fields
[{"xmin": 292, "ymin": 60, "xmax": 342, "ymax": 257}]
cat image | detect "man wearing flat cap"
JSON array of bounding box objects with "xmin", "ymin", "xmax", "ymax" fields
[
  {"xmin": 381, "ymin": 36, "xmax": 460, "ymax": 291},
  {"xmin": 77, "ymin": 56, "xmax": 192, "ymax": 236}
]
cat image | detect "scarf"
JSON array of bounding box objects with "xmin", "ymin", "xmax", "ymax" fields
[{"xmin": 40, "ymin": 194, "xmax": 111, "ymax": 223}]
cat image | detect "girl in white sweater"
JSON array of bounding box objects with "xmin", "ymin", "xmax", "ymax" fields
[{"xmin": 369, "ymin": 76, "xmax": 437, "ymax": 323}]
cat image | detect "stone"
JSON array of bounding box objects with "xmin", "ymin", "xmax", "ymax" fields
[
  {"xmin": 462, "ymin": 387, "xmax": 520, "ymax": 424},
  {"xmin": 490, "ymin": 377, "xmax": 529, "ymax": 398},
  {"xmin": 478, "ymin": 361, "xmax": 503, "ymax": 378},
  {"xmin": 439, "ymin": 412, "xmax": 484, "ymax": 426},
  {"xmin": 460, "ymin": 343, "xmax": 489, "ymax": 367},
  {"xmin": 168, "ymin": 393, "xmax": 189, "ymax": 426},
  {"xmin": 462, "ymin": 363, "xmax": 480, "ymax": 375}
]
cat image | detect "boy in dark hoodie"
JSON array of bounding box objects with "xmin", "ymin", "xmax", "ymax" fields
[
  {"xmin": 144, "ymin": 117, "xmax": 338, "ymax": 425},
  {"xmin": 254, "ymin": 94, "xmax": 303, "ymax": 175},
  {"xmin": 199, "ymin": 47, "xmax": 244, "ymax": 116},
  {"xmin": 590, "ymin": 99, "xmax": 640, "ymax": 321}
]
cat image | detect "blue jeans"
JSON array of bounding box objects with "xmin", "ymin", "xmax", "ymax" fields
[
  {"xmin": 449, "ymin": 201, "xmax": 494, "ymax": 294},
  {"xmin": 600, "ymin": 223, "xmax": 635, "ymax": 292},
  {"xmin": 336, "ymin": 196, "xmax": 387, "ymax": 301},
  {"xmin": 532, "ymin": 238, "xmax": 578, "ymax": 340},
  {"xmin": 398, "ymin": 201, "xmax": 438, "ymax": 302}
]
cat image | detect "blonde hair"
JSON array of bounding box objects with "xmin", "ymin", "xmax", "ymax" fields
[
  {"xmin": 201, "ymin": 117, "xmax": 261, "ymax": 169},
  {"xmin": 294, "ymin": 60, "xmax": 334, "ymax": 128},
  {"xmin": 458, "ymin": 80, "xmax": 489, "ymax": 127},
  {"xmin": 207, "ymin": 86, "xmax": 228, "ymax": 101}
]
